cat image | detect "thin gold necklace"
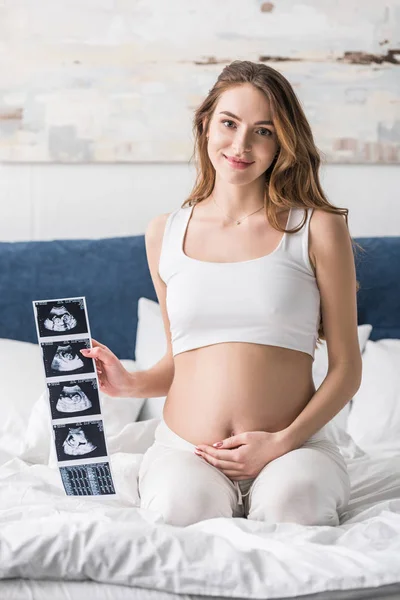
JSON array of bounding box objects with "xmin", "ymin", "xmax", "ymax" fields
[{"xmin": 212, "ymin": 196, "xmax": 265, "ymax": 225}]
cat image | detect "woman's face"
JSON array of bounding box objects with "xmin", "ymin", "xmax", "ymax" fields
[{"xmin": 205, "ymin": 83, "xmax": 279, "ymax": 184}]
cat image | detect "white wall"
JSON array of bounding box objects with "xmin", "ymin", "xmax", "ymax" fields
[
  {"xmin": 0, "ymin": 163, "xmax": 399, "ymax": 242},
  {"xmin": 1, "ymin": 1, "xmax": 399, "ymax": 165},
  {"xmin": 1, "ymin": 2, "xmax": 398, "ymax": 242}
]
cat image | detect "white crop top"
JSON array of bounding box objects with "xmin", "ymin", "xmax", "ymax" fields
[{"xmin": 158, "ymin": 202, "xmax": 321, "ymax": 360}]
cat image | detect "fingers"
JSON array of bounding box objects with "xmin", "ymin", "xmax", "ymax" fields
[
  {"xmin": 81, "ymin": 340, "xmax": 111, "ymax": 392},
  {"xmin": 195, "ymin": 455, "xmax": 246, "ymax": 480},
  {"xmin": 195, "ymin": 451, "xmax": 241, "ymax": 472},
  {"xmin": 80, "ymin": 346, "xmax": 107, "ymax": 360},
  {"xmin": 195, "ymin": 446, "xmax": 240, "ymax": 461},
  {"xmin": 95, "ymin": 361, "xmax": 105, "ymax": 389},
  {"xmin": 91, "ymin": 338, "xmax": 107, "ymax": 349},
  {"xmin": 196, "ymin": 458, "xmax": 243, "ymax": 479}
]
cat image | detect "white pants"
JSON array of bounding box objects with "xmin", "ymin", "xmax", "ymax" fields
[{"xmin": 138, "ymin": 420, "xmax": 351, "ymax": 528}]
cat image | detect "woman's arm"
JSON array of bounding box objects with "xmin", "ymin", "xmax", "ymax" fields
[
  {"xmin": 133, "ymin": 354, "xmax": 175, "ymax": 398},
  {"xmin": 134, "ymin": 212, "xmax": 175, "ymax": 399},
  {"xmin": 281, "ymin": 208, "xmax": 362, "ymax": 451}
]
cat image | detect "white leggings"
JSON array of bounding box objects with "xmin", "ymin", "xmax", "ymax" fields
[{"xmin": 138, "ymin": 420, "xmax": 351, "ymax": 528}]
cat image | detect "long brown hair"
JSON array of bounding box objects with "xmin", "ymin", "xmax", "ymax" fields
[{"xmin": 183, "ymin": 59, "xmax": 365, "ymax": 345}]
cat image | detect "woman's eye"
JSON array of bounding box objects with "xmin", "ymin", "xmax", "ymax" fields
[
  {"xmin": 221, "ymin": 120, "xmax": 272, "ymax": 137},
  {"xmin": 257, "ymin": 127, "xmax": 272, "ymax": 137}
]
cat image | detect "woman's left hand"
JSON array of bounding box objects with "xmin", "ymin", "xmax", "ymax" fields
[{"xmin": 194, "ymin": 430, "xmax": 289, "ymax": 481}]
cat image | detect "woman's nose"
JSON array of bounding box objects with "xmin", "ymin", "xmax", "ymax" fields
[{"xmin": 233, "ymin": 133, "xmax": 252, "ymax": 154}]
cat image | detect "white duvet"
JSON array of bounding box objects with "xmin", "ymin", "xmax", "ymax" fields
[{"xmin": 1, "ymin": 408, "xmax": 400, "ymax": 600}]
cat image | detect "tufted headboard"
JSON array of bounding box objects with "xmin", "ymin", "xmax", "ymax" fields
[{"xmin": 0, "ymin": 235, "xmax": 399, "ymax": 359}]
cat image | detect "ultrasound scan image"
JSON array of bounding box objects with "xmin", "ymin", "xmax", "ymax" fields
[
  {"xmin": 63, "ymin": 426, "xmax": 97, "ymax": 456},
  {"xmin": 54, "ymin": 420, "xmax": 107, "ymax": 462},
  {"xmin": 44, "ymin": 305, "xmax": 77, "ymax": 333},
  {"xmin": 56, "ymin": 385, "xmax": 92, "ymax": 413},
  {"xmin": 51, "ymin": 344, "xmax": 84, "ymax": 372},
  {"xmin": 42, "ymin": 339, "xmax": 94, "ymax": 378},
  {"xmin": 47, "ymin": 379, "xmax": 100, "ymax": 419},
  {"xmin": 34, "ymin": 298, "xmax": 89, "ymax": 338}
]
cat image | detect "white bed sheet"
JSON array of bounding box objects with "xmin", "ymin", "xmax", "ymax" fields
[
  {"xmin": 1, "ymin": 419, "xmax": 400, "ymax": 600},
  {"xmin": 1, "ymin": 579, "xmax": 400, "ymax": 600}
]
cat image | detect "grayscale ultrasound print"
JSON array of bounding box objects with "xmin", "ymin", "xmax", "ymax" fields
[
  {"xmin": 34, "ymin": 298, "xmax": 89, "ymax": 338},
  {"xmin": 63, "ymin": 427, "xmax": 97, "ymax": 456},
  {"xmin": 51, "ymin": 344, "xmax": 84, "ymax": 372},
  {"xmin": 54, "ymin": 420, "xmax": 107, "ymax": 462},
  {"xmin": 57, "ymin": 385, "xmax": 92, "ymax": 412},
  {"xmin": 42, "ymin": 339, "xmax": 95, "ymax": 378},
  {"xmin": 44, "ymin": 305, "xmax": 77, "ymax": 333},
  {"xmin": 47, "ymin": 379, "xmax": 101, "ymax": 420}
]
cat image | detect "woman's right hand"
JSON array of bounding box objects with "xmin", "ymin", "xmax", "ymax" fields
[{"xmin": 80, "ymin": 338, "xmax": 140, "ymax": 398}]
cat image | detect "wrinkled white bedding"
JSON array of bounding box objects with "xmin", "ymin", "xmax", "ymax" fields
[{"xmin": 1, "ymin": 416, "xmax": 400, "ymax": 600}]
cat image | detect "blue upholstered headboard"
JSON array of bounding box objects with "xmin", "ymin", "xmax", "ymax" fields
[{"xmin": 0, "ymin": 235, "xmax": 399, "ymax": 359}]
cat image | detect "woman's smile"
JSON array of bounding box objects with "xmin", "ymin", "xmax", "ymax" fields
[{"xmin": 223, "ymin": 154, "xmax": 255, "ymax": 170}]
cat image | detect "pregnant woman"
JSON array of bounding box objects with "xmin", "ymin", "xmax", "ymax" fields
[{"xmin": 81, "ymin": 60, "xmax": 362, "ymax": 527}]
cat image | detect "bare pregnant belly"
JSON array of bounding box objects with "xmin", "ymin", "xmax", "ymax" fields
[{"xmin": 162, "ymin": 342, "xmax": 316, "ymax": 447}]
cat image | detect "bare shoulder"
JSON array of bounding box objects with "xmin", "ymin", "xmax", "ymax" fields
[
  {"xmin": 144, "ymin": 213, "xmax": 173, "ymax": 286},
  {"xmin": 310, "ymin": 207, "xmax": 348, "ymax": 235},
  {"xmin": 309, "ymin": 208, "xmax": 350, "ymax": 268},
  {"xmin": 145, "ymin": 212, "xmax": 172, "ymax": 248}
]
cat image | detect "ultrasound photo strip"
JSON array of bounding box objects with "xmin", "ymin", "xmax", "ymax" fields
[
  {"xmin": 32, "ymin": 296, "xmax": 116, "ymax": 496},
  {"xmin": 34, "ymin": 297, "xmax": 89, "ymax": 339}
]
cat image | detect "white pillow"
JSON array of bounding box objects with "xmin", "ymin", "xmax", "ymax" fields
[
  {"xmin": 347, "ymin": 339, "xmax": 400, "ymax": 452},
  {"xmin": 135, "ymin": 297, "xmax": 167, "ymax": 369},
  {"xmin": 0, "ymin": 336, "xmax": 144, "ymax": 465},
  {"xmin": 135, "ymin": 297, "xmax": 373, "ymax": 432},
  {"xmin": 135, "ymin": 298, "xmax": 167, "ymax": 421},
  {"xmin": 0, "ymin": 339, "xmax": 45, "ymax": 461}
]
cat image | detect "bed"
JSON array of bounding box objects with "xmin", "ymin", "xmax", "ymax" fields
[{"xmin": 0, "ymin": 232, "xmax": 400, "ymax": 600}]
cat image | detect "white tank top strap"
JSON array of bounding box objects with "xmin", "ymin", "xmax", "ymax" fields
[
  {"xmin": 158, "ymin": 204, "xmax": 191, "ymax": 284},
  {"xmin": 281, "ymin": 206, "xmax": 315, "ymax": 277}
]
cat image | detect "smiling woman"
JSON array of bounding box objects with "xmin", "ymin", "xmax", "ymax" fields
[
  {"xmin": 91, "ymin": 60, "xmax": 363, "ymax": 527},
  {"xmin": 203, "ymin": 84, "xmax": 280, "ymax": 186}
]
